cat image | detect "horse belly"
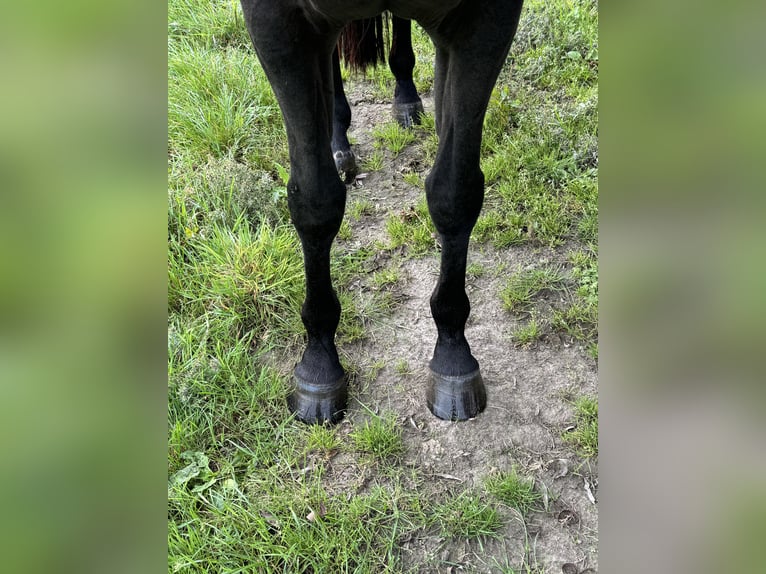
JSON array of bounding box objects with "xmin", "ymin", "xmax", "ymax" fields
[
  {"xmin": 305, "ymin": 0, "xmax": 462, "ymax": 27},
  {"xmin": 387, "ymin": 0, "xmax": 462, "ymax": 24}
]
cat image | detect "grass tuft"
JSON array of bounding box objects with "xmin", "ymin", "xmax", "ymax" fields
[
  {"xmin": 511, "ymin": 316, "xmax": 544, "ymax": 345},
  {"xmin": 432, "ymin": 491, "xmax": 503, "ymax": 539},
  {"xmin": 350, "ymin": 414, "xmax": 405, "ymax": 461},
  {"xmin": 501, "ymin": 267, "xmax": 566, "ymax": 312},
  {"xmin": 484, "ymin": 468, "xmax": 542, "ymax": 517},
  {"xmin": 385, "ymin": 195, "xmax": 437, "ymax": 256},
  {"xmin": 373, "ymin": 121, "xmax": 416, "ymax": 156},
  {"xmin": 305, "ymin": 425, "xmax": 341, "ymax": 455},
  {"xmin": 563, "ymin": 395, "xmax": 598, "ymax": 458}
]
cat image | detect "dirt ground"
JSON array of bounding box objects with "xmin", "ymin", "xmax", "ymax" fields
[{"xmin": 301, "ymin": 85, "xmax": 597, "ymax": 573}]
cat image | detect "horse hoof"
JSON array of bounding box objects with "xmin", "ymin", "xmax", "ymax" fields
[
  {"xmin": 392, "ymin": 101, "xmax": 424, "ymax": 129},
  {"xmin": 333, "ymin": 150, "xmax": 357, "ymax": 184},
  {"xmin": 288, "ymin": 373, "xmax": 348, "ymax": 424},
  {"xmin": 426, "ymin": 368, "xmax": 487, "ymax": 421}
]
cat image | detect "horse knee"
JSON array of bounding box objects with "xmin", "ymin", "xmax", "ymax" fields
[
  {"xmin": 425, "ymin": 165, "xmax": 484, "ymax": 236},
  {"xmin": 287, "ymin": 174, "xmax": 346, "ymax": 240}
]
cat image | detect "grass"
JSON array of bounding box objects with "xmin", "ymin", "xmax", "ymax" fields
[
  {"xmin": 431, "ymin": 491, "xmax": 503, "ymax": 539},
  {"xmin": 563, "ymin": 395, "xmax": 599, "ymax": 458},
  {"xmin": 373, "ymin": 121, "xmax": 416, "ymax": 156},
  {"xmin": 501, "ymin": 267, "xmax": 567, "ymax": 312},
  {"xmin": 511, "ymin": 316, "xmax": 544, "ymax": 346},
  {"xmin": 304, "ymin": 425, "xmax": 341, "ymax": 455},
  {"xmin": 402, "ymin": 171, "xmax": 423, "ymax": 187},
  {"xmin": 348, "ymin": 198, "xmax": 375, "ymax": 220},
  {"xmin": 551, "ymin": 249, "xmax": 598, "ymax": 347},
  {"xmin": 393, "ymin": 359, "xmax": 412, "ymax": 375},
  {"xmin": 350, "ymin": 413, "xmax": 405, "ymax": 461},
  {"xmin": 484, "ymin": 468, "xmax": 543, "ymax": 517},
  {"xmin": 385, "ymin": 195, "xmax": 438, "ymax": 256},
  {"xmin": 372, "ymin": 267, "xmax": 400, "ymax": 289},
  {"xmin": 168, "ymin": 0, "xmax": 598, "ymax": 570},
  {"xmin": 466, "ymin": 262, "xmax": 485, "ymax": 279},
  {"xmin": 361, "ymin": 149, "xmax": 385, "ymax": 171}
]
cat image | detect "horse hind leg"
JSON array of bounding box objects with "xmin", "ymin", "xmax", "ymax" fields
[
  {"xmin": 331, "ymin": 48, "xmax": 357, "ymax": 183},
  {"xmin": 389, "ymin": 16, "xmax": 424, "ymax": 128},
  {"xmin": 423, "ymin": 1, "xmax": 523, "ymax": 420}
]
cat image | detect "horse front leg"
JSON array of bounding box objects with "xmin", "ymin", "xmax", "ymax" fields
[
  {"xmin": 389, "ymin": 17, "xmax": 424, "ymax": 128},
  {"xmin": 241, "ymin": 2, "xmax": 347, "ymax": 423},
  {"xmin": 425, "ymin": 145, "xmax": 487, "ymax": 420},
  {"xmin": 423, "ymin": 1, "xmax": 523, "ymax": 420}
]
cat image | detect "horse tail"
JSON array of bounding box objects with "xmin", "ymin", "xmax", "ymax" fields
[{"xmin": 337, "ymin": 15, "xmax": 389, "ymax": 73}]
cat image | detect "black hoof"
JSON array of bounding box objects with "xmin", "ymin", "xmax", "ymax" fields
[
  {"xmin": 333, "ymin": 150, "xmax": 357, "ymax": 184},
  {"xmin": 287, "ymin": 374, "xmax": 348, "ymax": 425},
  {"xmin": 392, "ymin": 101, "xmax": 424, "ymax": 129},
  {"xmin": 426, "ymin": 368, "xmax": 487, "ymax": 421}
]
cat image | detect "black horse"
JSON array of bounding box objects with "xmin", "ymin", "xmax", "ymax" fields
[
  {"xmin": 331, "ymin": 16, "xmax": 424, "ymax": 181},
  {"xmin": 239, "ymin": 0, "xmax": 524, "ymax": 424}
]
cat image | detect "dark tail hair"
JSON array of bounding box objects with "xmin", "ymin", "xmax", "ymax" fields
[{"xmin": 337, "ymin": 15, "xmax": 389, "ymax": 73}]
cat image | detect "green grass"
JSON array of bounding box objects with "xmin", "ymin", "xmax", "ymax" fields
[
  {"xmin": 551, "ymin": 249, "xmax": 598, "ymax": 346},
  {"xmin": 361, "ymin": 149, "xmax": 385, "ymax": 171},
  {"xmin": 350, "ymin": 413, "xmax": 405, "ymax": 461},
  {"xmin": 563, "ymin": 395, "xmax": 598, "ymax": 458},
  {"xmin": 500, "ymin": 254, "xmax": 598, "ymax": 350},
  {"xmin": 385, "ymin": 195, "xmax": 438, "ymax": 256},
  {"xmin": 511, "ymin": 316, "xmax": 544, "ymax": 345},
  {"xmin": 168, "ymin": 0, "xmax": 598, "ymax": 569},
  {"xmin": 372, "ymin": 267, "xmax": 400, "ymax": 289},
  {"xmin": 431, "ymin": 491, "xmax": 503, "ymax": 539},
  {"xmin": 484, "ymin": 468, "xmax": 543, "ymax": 517},
  {"xmin": 473, "ymin": 0, "xmax": 598, "ymax": 250},
  {"xmin": 373, "ymin": 121, "xmax": 416, "ymax": 156},
  {"xmin": 466, "ymin": 262, "xmax": 485, "ymax": 279},
  {"xmin": 304, "ymin": 425, "xmax": 341, "ymax": 455},
  {"xmin": 348, "ymin": 198, "xmax": 375, "ymax": 220},
  {"xmin": 393, "ymin": 359, "xmax": 412, "ymax": 375},
  {"xmin": 501, "ymin": 267, "xmax": 567, "ymax": 312},
  {"xmin": 337, "ymin": 219, "xmax": 353, "ymax": 241},
  {"xmin": 402, "ymin": 171, "xmax": 423, "ymax": 187}
]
